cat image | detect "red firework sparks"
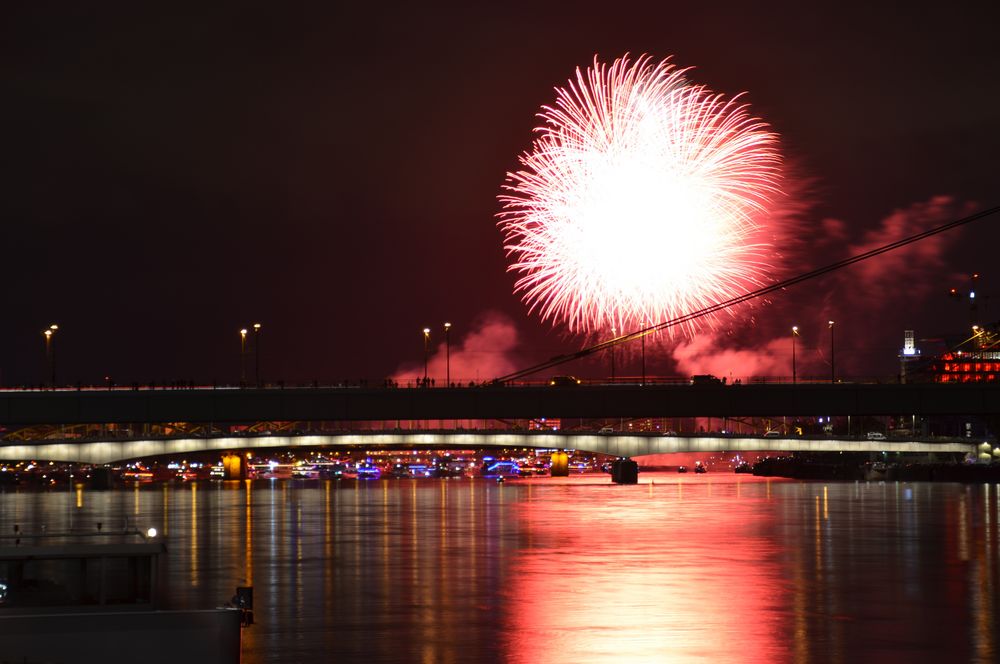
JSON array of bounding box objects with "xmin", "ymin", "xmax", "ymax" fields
[{"xmin": 498, "ymin": 54, "xmax": 784, "ymax": 336}]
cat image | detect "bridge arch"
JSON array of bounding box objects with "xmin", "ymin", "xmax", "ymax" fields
[{"xmin": 0, "ymin": 432, "xmax": 976, "ymax": 465}]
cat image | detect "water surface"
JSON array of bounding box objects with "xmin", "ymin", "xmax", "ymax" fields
[{"xmin": 2, "ymin": 474, "xmax": 998, "ymax": 663}]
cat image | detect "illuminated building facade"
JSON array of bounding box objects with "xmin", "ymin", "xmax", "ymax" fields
[
  {"xmin": 929, "ymin": 273, "xmax": 1000, "ymax": 382},
  {"xmin": 929, "ymin": 348, "xmax": 1000, "ymax": 383},
  {"xmin": 902, "ymin": 326, "xmax": 1000, "ymax": 383}
]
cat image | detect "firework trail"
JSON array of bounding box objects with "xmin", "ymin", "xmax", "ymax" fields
[{"xmin": 498, "ymin": 54, "xmax": 784, "ymax": 336}]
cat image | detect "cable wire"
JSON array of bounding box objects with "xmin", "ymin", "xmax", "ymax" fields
[{"xmin": 496, "ymin": 204, "xmax": 1000, "ymax": 383}]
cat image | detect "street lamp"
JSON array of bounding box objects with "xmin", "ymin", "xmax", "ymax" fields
[
  {"xmin": 641, "ymin": 330, "xmax": 647, "ymax": 387},
  {"xmin": 828, "ymin": 320, "xmax": 835, "ymax": 383},
  {"xmin": 240, "ymin": 328, "xmax": 248, "ymax": 386},
  {"xmin": 791, "ymin": 326, "xmax": 799, "ymax": 384},
  {"xmin": 43, "ymin": 324, "xmax": 58, "ymax": 386},
  {"xmin": 443, "ymin": 322, "xmax": 452, "ymax": 387},
  {"xmin": 252, "ymin": 323, "xmax": 262, "ymax": 386},
  {"xmin": 610, "ymin": 327, "xmax": 616, "ymax": 383},
  {"xmin": 422, "ymin": 328, "xmax": 431, "ymax": 386}
]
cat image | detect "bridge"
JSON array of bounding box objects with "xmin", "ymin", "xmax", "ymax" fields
[
  {"xmin": 1, "ymin": 382, "xmax": 999, "ymax": 424},
  {"xmin": 0, "ymin": 431, "xmax": 976, "ymax": 465}
]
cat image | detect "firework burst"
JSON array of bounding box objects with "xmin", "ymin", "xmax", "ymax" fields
[{"xmin": 498, "ymin": 54, "xmax": 784, "ymax": 336}]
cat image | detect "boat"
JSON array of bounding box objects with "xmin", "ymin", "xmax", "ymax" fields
[
  {"xmin": 431, "ymin": 456, "xmax": 469, "ymax": 478},
  {"xmin": 317, "ymin": 462, "xmax": 350, "ymax": 479},
  {"xmin": 356, "ymin": 460, "xmax": 382, "ymax": 479},
  {"xmin": 291, "ymin": 463, "xmax": 320, "ymax": 479},
  {"xmin": 387, "ymin": 463, "xmax": 414, "ymax": 479},
  {"xmin": 863, "ymin": 461, "xmax": 892, "ymax": 481},
  {"xmin": 480, "ymin": 458, "xmax": 521, "ymax": 478}
]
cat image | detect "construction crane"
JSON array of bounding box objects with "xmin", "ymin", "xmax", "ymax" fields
[{"xmin": 948, "ymin": 272, "xmax": 994, "ymax": 343}]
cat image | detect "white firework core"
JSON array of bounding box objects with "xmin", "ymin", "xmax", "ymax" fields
[{"xmin": 498, "ymin": 55, "xmax": 783, "ymax": 336}]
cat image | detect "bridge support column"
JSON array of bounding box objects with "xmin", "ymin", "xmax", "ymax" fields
[
  {"xmin": 89, "ymin": 466, "xmax": 114, "ymax": 490},
  {"xmin": 611, "ymin": 458, "xmax": 638, "ymax": 484},
  {"xmin": 549, "ymin": 451, "xmax": 569, "ymax": 477},
  {"xmin": 222, "ymin": 453, "xmax": 245, "ymax": 480}
]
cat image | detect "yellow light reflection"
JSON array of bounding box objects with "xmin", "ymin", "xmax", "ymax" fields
[
  {"xmin": 244, "ymin": 479, "xmax": 253, "ymax": 586},
  {"xmin": 814, "ymin": 493, "xmax": 823, "ymax": 581},
  {"xmin": 190, "ymin": 482, "xmax": 198, "ymax": 586},
  {"xmin": 959, "ymin": 493, "xmax": 969, "ymax": 561},
  {"xmin": 163, "ymin": 484, "xmax": 169, "ymax": 536}
]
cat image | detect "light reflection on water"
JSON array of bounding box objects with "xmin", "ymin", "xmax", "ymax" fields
[{"xmin": 1, "ymin": 474, "xmax": 998, "ymax": 663}]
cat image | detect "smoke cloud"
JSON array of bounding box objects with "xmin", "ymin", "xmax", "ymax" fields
[
  {"xmin": 670, "ymin": 196, "xmax": 976, "ymax": 380},
  {"xmin": 392, "ymin": 198, "xmax": 976, "ymax": 385},
  {"xmin": 671, "ymin": 334, "xmax": 791, "ymax": 381},
  {"xmin": 833, "ymin": 196, "xmax": 974, "ymax": 311},
  {"xmin": 393, "ymin": 311, "xmax": 522, "ymax": 386}
]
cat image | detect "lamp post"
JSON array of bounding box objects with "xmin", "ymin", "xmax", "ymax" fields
[
  {"xmin": 240, "ymin": 328, "xmax": 248, "ymax": 386},
  {"xmin": 443, "ymin": 322, "xmax": 452, "ymax": 387},
  {"xmin": 610, "ymin": 327, "xmax": 616, "ymax": 383},
  {"xmin": 791, "ymin": 325, "xmax": 799, "ymax": 384},
  {"xmin": 43, "ymin": 324, "xmax": 58, "ymax": 386},
  {"xmin": 641, "ymin": 331, "xmax": 646, "ymax": 387},
  {"xmin": 253, "ymin": 323, "xmax": 262, "ymax": 386},
  {"xmin": 828, "ymin": 320, "xmax": 835, "ymax": 383},
  {"xmin": 422, "ymin": 328, "xmax": 431, "ymax": 386}
]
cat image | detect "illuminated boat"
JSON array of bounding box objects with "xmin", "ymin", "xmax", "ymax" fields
[
  {"xmin": 291, "ymin": 464, "xmax": 320, "ymax": 479},
  {"xmin": 317, "ymin": 463, "xmax": 350, "ymax": 479},
  {"xmin": 480, "ymin": 458, "xmax": 521, "ymax": 478},
  {"xmin": 432, "ymin": 456, "xmax": 469, "ymax": 478},
  {"xmin": 356, "ymin": 460, "xmax": 382, "ymax": 480}
]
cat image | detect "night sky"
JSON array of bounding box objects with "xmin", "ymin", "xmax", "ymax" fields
[{"xmin": 5, "ymin": 3, "xmax": 999, "ymax": 386}]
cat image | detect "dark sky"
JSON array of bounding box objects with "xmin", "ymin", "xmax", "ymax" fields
[{"xmin": 4, "ymin": 2, "xmax": 999, "ymax": 386}]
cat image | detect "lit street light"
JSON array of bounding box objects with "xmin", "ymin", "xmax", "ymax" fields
[
  {"xmin": 43, "ymin": 324, "xmax": 58, "ymax": 386},
  {"xmin": 240, "ymin": 328, "xmax": 248, "ymax": 386},
  {"xmin": 610, "ymin": 327, "xmax": 616, "ymax": 382},
  {"xmin": 828, "ymin": 320, "xmax": 835, "ymax": 383},
  {"xmin": 791, "ymin": 325, "xmax": 799, "ymax": 384},
  {"xmin": 443, "ymin": 322, "xmax": 452, "ymax": 387},
  {"xmin": 640, "ymin": 328, "xmax": 647, "ymax": 387},
  {"xmin": 253, "ymin": 323, "xmax": 262, "ymax": 386},
  {"xmin": 423, "ymin": 328, "xmax": 431, "ymax": 386}
]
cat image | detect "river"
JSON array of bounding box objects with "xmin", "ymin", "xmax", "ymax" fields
[{"xmin": 2, "ymin": 473, "xmax": 998, "ymax": 663}]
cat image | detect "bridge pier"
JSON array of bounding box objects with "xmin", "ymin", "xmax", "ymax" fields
[
  {"xmin": 611, "ymin": 458, "xmax": 638, "ymax": 484},
  {"xmin": 88, "ymin": 466, "xmax": 114, "ymax": 490},
  {"xmin": 222, "ymin": 453, "xmax": 245, "ymax": 480},
  {"xmin": 549, "ymin": 451, "xmax": 569, "ymax": 477}
]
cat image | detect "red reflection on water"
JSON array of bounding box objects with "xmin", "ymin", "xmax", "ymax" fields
[{"xmin": 501, "ymin": 474, "xmax": 791, "ymax": 663}]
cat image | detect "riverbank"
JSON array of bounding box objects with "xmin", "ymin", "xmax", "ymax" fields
[{"xmin": 753, "ymin": 454, "xmax": 1000, "ymax": 482}]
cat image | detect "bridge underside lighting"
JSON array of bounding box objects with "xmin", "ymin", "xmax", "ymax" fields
[{"xmin": 0, "ymin": 433, "xmax": 977, "ymax": 465}]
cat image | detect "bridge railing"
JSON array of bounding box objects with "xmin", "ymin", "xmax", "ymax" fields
[{"xmin": 0, "ymin": 374, "xmax": 914, "ymax": 392}]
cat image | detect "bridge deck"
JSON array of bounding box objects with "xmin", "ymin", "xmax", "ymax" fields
[{"xmin": 1, "ymin": 383, "xmax": 999, "ymax": 425}]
